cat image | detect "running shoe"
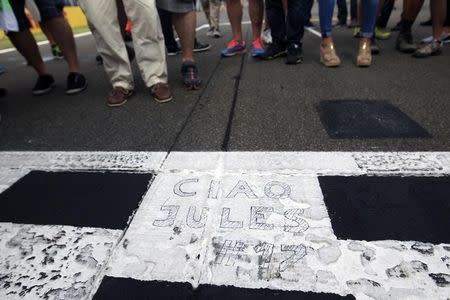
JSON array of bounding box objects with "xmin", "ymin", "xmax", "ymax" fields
[
  {"xmin": 260, "ymin": 43, "xmax": 287, "ymax": 60},
  {"xmin": 194, "ymin": 39, "xmax": 211, "ymax": 52},
  {"xmin": 32, "ymin": 74, "xmax": 55, "ymax": 96},
  {"xmin": 51, "ymin": 45, "xmax": 64, "ymax": 59},
  {"xmin": 251, "ymin": 38, "xmax": 265, "ymax": 57},
  {"xmin": 286, "ymin": 43, "xmax": 303, "ymax": 65},
  {"xmin": 181, "ymin": 61, "xmax": 201, "ymax": 90},
  {"xmin": 375, "ymin": 27, "xmax": 391, "ymax": 40},
  {"xmin": 413, "ymin": 40, "xmax": 442, "ymax": 58},
  {"xmin": 221, "ymin": 39, "xmax": 246, "ymax": 57},
  {"xmin": 262, "ymin": 28, "xmax": 272, "ymax": 44},
  {"xmin": 353, "ymin": 26, "xmax": 362, "ymax": 38}
]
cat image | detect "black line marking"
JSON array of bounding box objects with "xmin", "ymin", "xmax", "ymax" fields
[{"xmin": 221, "ymin": 53, "xmax": 246, "ymax": 151}]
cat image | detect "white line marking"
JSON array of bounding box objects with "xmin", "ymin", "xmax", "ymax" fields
[
  {"xmin": 0, "ymin": 31, "xmax": 92, "ymax": 55},
  {"xmin": 306, "ymin": 26, "xmax": 322, "ymax": 38}
]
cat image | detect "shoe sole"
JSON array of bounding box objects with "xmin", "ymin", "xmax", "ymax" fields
[
  {"xmin": 412, "ymin": 49, "xmax": 442, "ymax": 58},
  {"xmin": 262, "ymin": 50, "xmax": 287, "ymax": 60},
  {"xmin": 396, "ymin": 46, "xmax": 417, "ymax": 54},
  {"xmin": 32, "ymin": 83, "xmax": 55, "ymax": 96},
  {"xmin": 154, "ymin": 96, "xmax": 173, "ymax": 103},
  {"xmin": 107, "ymin": 91, "xmax": 133, "ymax": 107},
  {"xmin": 320, "ymin": 59, "xmax": 340, "ymax": 68},
  {"xmin": 168, "ymin": 52, "xmax": 180, "ymax": 56},
  {"xmin": 221, "ymin": 49, "xmax": 246, "ymax": 57},
  {"xmin": 66, "ymin": 83, "xmax": 88, "ymax": 95},
  {"xmin": 194, "ymin": 44, "xmax": 212, "ymax": 53}
]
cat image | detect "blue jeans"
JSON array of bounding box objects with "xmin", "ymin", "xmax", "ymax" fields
[{"xmin": 318, "ymin": 0, "xmax": 378, "ymax": 38}]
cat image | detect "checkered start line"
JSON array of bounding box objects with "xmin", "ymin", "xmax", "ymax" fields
[{"xmin": 0, "ymin": 152, "xmax": 449, "ymax": 300}]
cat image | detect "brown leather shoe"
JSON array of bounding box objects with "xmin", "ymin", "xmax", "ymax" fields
[
  {"xmin": 108, "ymin": 87, "xmax": 133, "ymax": 107},
  {"xmin": 151, "ymin": 82, "xmax": 173, "ymax": 103}
]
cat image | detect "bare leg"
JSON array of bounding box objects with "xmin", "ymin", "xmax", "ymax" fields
[
  {"xmin": 172, "ymin": 11, "xmax": 196, "ymax": 62},
  {"xmin": 249, "ymin": 0, "xmax": 264, "ymax": 41},
  {"xmin": 40, "ymin": 23, "xmax": 56, "ymax": 45},
  {"xmin": 8, "ymin": 30, "xmax": 48, "ymax": 75},
  {"xmin": 225, "ymin": 0, "xmax": 243, "ymax": 41},
  {"xmin": 41, "ymin": 16, "xmax": 80, "ymax": 72},
  {"xmin": 431, "ymin": 0, "xmax": 446, "ymax": 40}
]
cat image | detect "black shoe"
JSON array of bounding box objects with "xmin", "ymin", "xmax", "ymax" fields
[
  {"xmin": 194, "ymin": 39, "xmax": 211, "ymax": 53},
  {"xmin": 391, "ymin": 21, "xmax": 401, "ymax": 32},
  {"xmin": 167, "ymin": 44, "xmax": 181, "ymax": 56},
  {"xmin": 420, "ymin": 19, "xmax": 432, "ymax": 26},
  {"xmin": 66, "ymin": 72, "xmax": 87, "ymax": 95},
  {"xmin": 32, "ymin": 74, "xmax": 55, "ymax": 96},
  {"xmin": 0, "ymin": 88, "xmax": 7, "ymax": 97},
  {"xmin": 304, "ymin": 21, "xmax": 315, "ymax": 28},
  {"xmin": 286, "ymin": 44, "xmax": 303, "ymax": 65},
  {"xmin": 260, "ymin": 43, "xmax": 287, "ymax": 60},
  {"xmin": 181, "ymin": 61, "xmax": 201, "ymax": 90},
  {"xmin": 371, "ymin": 38, "xmax": 380, "ymax": 55},
  {"xmin": 396, "ymin": 32, "xmax": 417, "ymax": 53},
  {"xmin": 335, "ymin": 21, "xmax": 347, "ymax": 27},
  {"xmin": 95, "ymin": 55, "xmax": 103, "ymax": 65}
]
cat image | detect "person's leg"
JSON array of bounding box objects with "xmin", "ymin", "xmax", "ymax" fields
[
  {"xmin": 357, "ymin": 0, "xmax": 377, "ymax": 66},
  {"xmin": 414, "ymin": 0, "xmax": 447, "ymax": 57},
  {"xmin": 336, "ymin": 0, "xmax": 348, "ymax": 25},
  {"xmin": 79, "ymin": 0, "xmax": 134, "ymax": 90},
  {"xmin": 318, "ymin": 0, "xmax": 335, "ymax": 39},
  {"xmin": 210, "ymin": 0, "xmax": 221, "ymax": 31},
  {"xmin": 396, "ymin": 0, "xmax": 424, "ymax": 53},
  {"xmin": 430, "ymin": 0, "xmax": 446, "ymax": 40},
  {"xmin": 262, "ymin": 0, "xmax": 287, "ymax": 59},
  {"xmin": 265, "ymin": 0, "xmax": 286, "ymax": 47},
  {"xmin": 376, "ymin": 0, "xmax": 395, "ymax": 28},
  {"xmin": 225, "ymin": 0, "xmax": 244, "ymax": 41},
  {"xmin": 249, "ymin": 0, "xmax": 264, "ymax": 41},
  {"xmin": 318, "ymin": 0, "xmax": 341, "ymax": 66},
  {"xmin": 201, "ymin": 0, "xmax": 212, "ymax": 27},
  {"xmin": 304, "ymin": 0, "xmax": 314, "ymax": 26},
  {"xmin": 285, "ymin": 0, "xmax": 306, "ymax": 64},
  {"xmin": 8, "ymin": 30, "xmax": 48, "ymax": 76},
  {"xmin": 172, "ymin": 11, "xmax": 196, "ymax": 63},
  {"xmin": 35, "ymin": 6, "xmax": 79, "ymax": 73},
  {"xmin": 157, "ymin": 8, "xmax": 179, "ymax": 50}
]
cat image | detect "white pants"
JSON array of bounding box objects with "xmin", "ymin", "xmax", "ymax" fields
[{"xmin": 79, "ymin": 0, "xmax": 167, "ymax": 90}]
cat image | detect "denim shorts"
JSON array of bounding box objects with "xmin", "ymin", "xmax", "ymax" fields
[
  {"xmin": 156, "ymin": 0, "xmax": 196, "ymax": 13},
  {"xmin": 11, "ymin": 0, "xmax": 64, "ymax": 31}
]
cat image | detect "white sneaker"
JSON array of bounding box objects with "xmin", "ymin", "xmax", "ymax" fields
[
  {"xmin": 262, "ymin": 28, "xmax": 272, "ymax": 44},
  {"xmin": 421, "ymin": 31, "xmax": 449, "ymax": 44},
  {"xmin": 206, "ymin": 28, "xmax": 214, "ymax": 37}
]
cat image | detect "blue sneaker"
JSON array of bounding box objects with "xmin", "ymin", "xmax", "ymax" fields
[
  {"xmin": 221, "ymin": 39, "xmax": 246, "ymax": 57},
  {"xmin": 251, "ymin": 38, "xmax": 265, "ymax": 57}
]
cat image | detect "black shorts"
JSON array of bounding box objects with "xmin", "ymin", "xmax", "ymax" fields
[{"xmin": 10, "ymin": 0, "xmax": 64, "ymax": 32}]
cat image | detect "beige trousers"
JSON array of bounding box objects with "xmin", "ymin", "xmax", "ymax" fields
[
  {"xmin": 79, "ymin": 0, "xmax": 167, "ymax": 90},
  {"xmin": 201, "ymin": 0, "xmax": 221, "ymax": 30}
]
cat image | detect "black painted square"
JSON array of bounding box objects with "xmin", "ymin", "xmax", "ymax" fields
[
  {"xmin": 93, "ymin": 277, "xmax": 356, "ymax": 300},
  {"xmin": 319, "ymin": 176, "xmax": 450, "ymax": 244},
  {"xmin": 0, "ymin": 171, "xmax": 152, "ymax": 229},
  {"xmin": 93, "ymin": 277, "xmax": 192, "ymax": 300},
  {"xmin": 318, "ymin": 100, "xmax": 431, "ymax": 138}
]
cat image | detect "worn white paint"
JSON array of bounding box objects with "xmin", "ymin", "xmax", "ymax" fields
[{"xmin": 0, "ymin": 223, "xmax": 121, "ymax": 300}]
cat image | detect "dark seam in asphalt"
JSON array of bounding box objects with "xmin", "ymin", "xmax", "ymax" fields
[
  {"xmin": 165, "ymin": 58, "xmax": 223, "ymax": 155},
  {"xmin": 221, "ymin": 52, "xmax": 246, "ymax": 151}
]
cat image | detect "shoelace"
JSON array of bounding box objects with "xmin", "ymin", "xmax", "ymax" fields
[
  {"xmin": 227, "ymin": 39, "xmax": 242, "ymax": 48},
  {"xmin": 252, "ymin": 38, "xmax": 263, "ymax": 49}
]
